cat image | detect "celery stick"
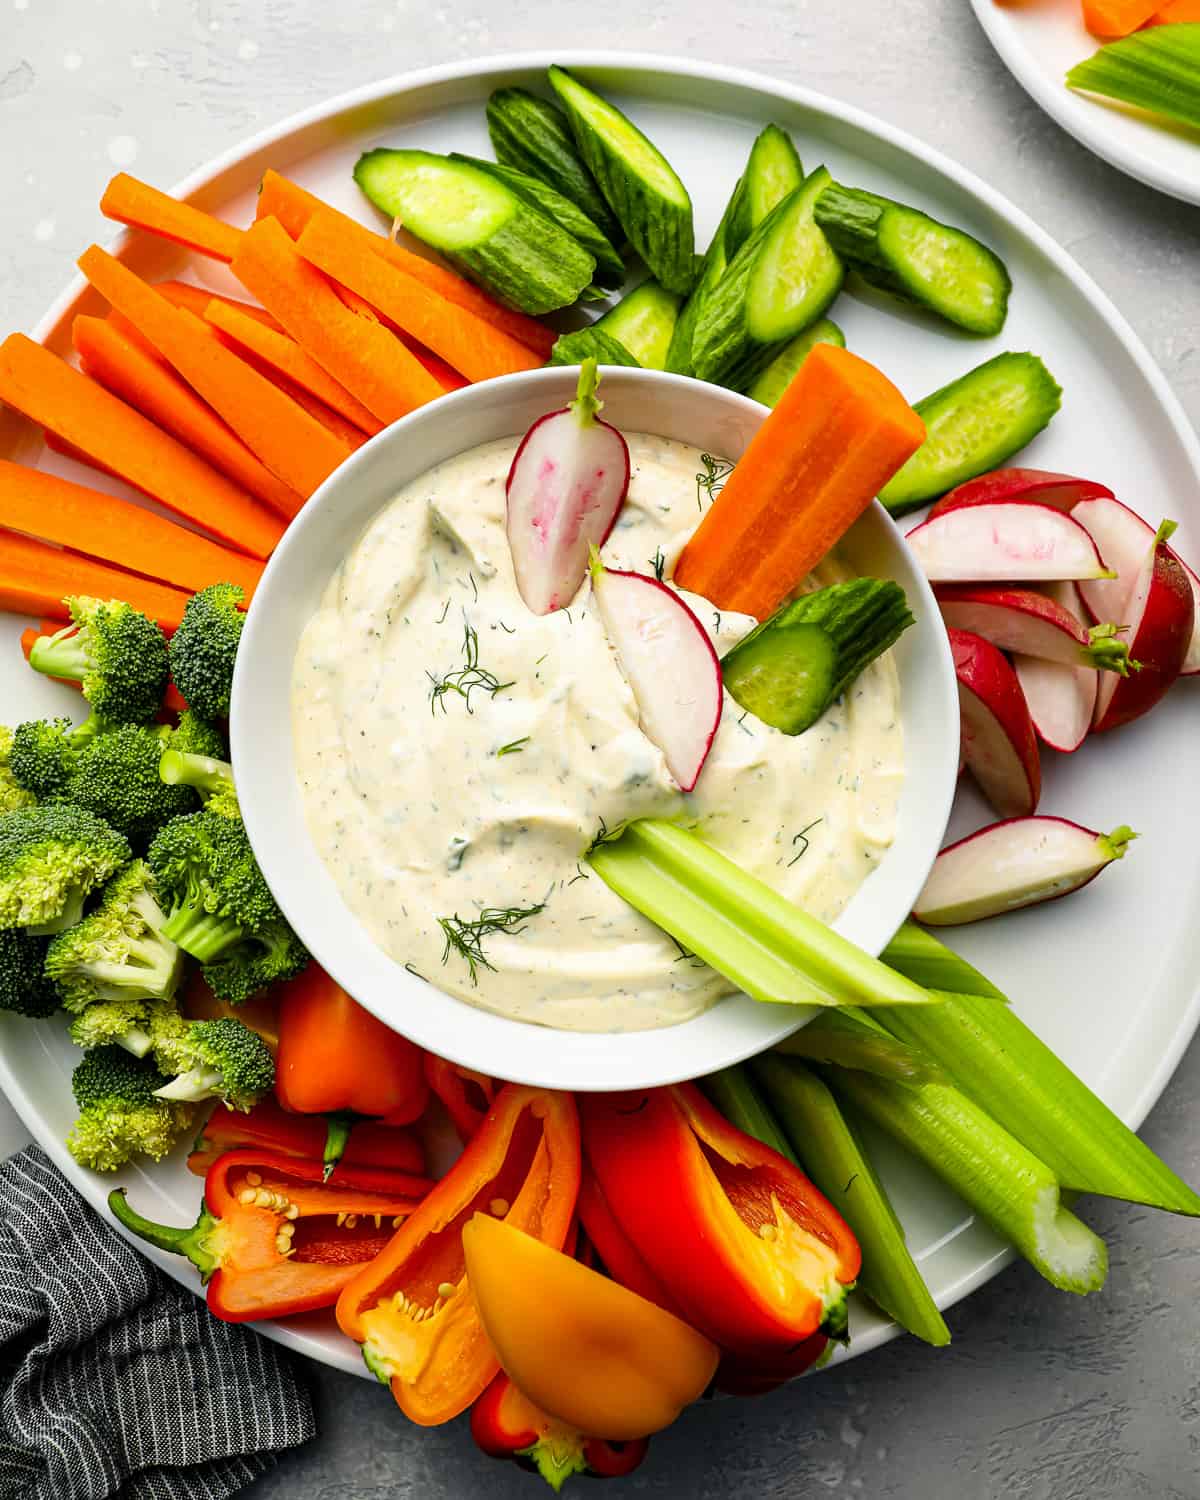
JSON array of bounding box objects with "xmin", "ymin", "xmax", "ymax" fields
[
  {"xmin": 775, "ymin": 1006, "xmax": 948, "ymax": 1086},
  {"xmin": 754, "ymin": 1054, "xmax": 951, "ymax": 1346},
  {"xmin": 880, "ymin": 920, "xmax": 1006, "ymax": 1000},
  {"xmin": 586, "ymin": 820, "xmax": 932, "ymax": 1008},
  {"xmin": 826, "ymin": 1061, "xmax": 1108, "ymax": 1294},
  {"xmin": 702, "ymin": 1063, "xmax": 799, "ymax": 1164},
  {"xmin": 880, "ymin": 993, "xmax": 1200, "ymax": 1217},
  {"xmin": 1067, "ymin": 26, "xmax": 1200, "ymax": 133}
]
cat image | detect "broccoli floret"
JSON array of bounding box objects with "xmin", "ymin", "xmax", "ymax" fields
[
  {"xmin": 0, "ymin": 804, "xmax": 130, "ymax": 934},
  {"xmin": 152, "ymin": 1016, "xmax": 275, "ymax": 1111},
  {"xmin": 201, "ymin": 922, "xmax": 307, "ymax": 1005},
  {"xmin": 169, "ymin": 584, "xmax": 245, "ymax": 720},
  {"xmin": 68, "ymin": 1045, "xmax": 195, "ymax": 1171},
  {"xmin": 0, "ymin": 727, "xmax": 38, "ymax": 814},
  {"xmin": 68, "ymin": 996, "xmax": 153, "ymax": 1055},
  {"xmin": 169, "ymin": 711, "xmax": 228, "ymax": 761},
  {"xmin": 159, "ymin": 747, "xmax": 240, "ymax": 820},
  {"xmin": 143, "ymin": 995, "xmax": 195, "ymax": 1076},
  {"xmin": 64, "ymin": 725, "xmax": 198, "ymax": 845},
  {"xmin": 0, "ymin": 929, "xmax": 59, "ymax": 1018},
  {"xmin": 29, "ymin": 598, "xmax": 168, "ymax": 724},
  {"xmin": 44, "ymin": 861, "xmax": 182, "ymax": 1014},
  {"xmin": 7, "ymin": 716, "xmax": 100, "ymax": 800}
]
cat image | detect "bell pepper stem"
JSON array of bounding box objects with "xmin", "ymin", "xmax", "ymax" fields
[
  {"xmin": 323, "ymin": 1112, "xmax": 357, "ymax": 1181},
  {"xmin": 108, "ymin": 1188, "xmax": 219, "ymax": 1281}
]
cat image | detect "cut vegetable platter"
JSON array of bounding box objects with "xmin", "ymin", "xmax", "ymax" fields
[{"xmin": 1, "ymin": 51, "xmax": 1199, "ymax": 1383}]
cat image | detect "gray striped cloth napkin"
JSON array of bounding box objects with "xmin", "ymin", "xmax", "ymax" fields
[{"xmin": 0, "ymin": 1145, "xmax": 316, "ymax": 1500}]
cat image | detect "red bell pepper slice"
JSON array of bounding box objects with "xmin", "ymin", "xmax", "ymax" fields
[
  {"xmin": 423, "ymin": 1052, "xmax": 496, "ymax": 1142},
  {"xmin": 580, "ymin": 1082, "xmax": 860, "ymax": 1354},
  {"xmin": 109, "ymin": 1149, "xmax": 434, "ymax": 1322},
  {"xmin": 336, "ymin": 1083, "xmax": 580, "ymax": 1426},
  {"xmin": 187, "ymin": 1095, "xmax": 425, "ymax": 1178},
  {"xmin": 576, "ymin": 1169, "xmax": 685, "ymax": 1318},
  {"xmin": 471, "ymin": 1371, "xmax": 649, "ymax": 1490}
]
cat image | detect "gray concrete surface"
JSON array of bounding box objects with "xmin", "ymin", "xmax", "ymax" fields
[{"xmin": 3, "ymin": 2, "xmax": 1200, "ymax": 1496}]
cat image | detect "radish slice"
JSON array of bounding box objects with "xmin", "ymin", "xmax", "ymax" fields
[
  {"xmin": 906, "ymin": 503, "xmax": 1115, "ymax": 584},
  {"xmin": 935, "ymin": 584, "xmax": 1132, "ymax": 672},
  {"xmin": 1012, "ymin": 584, "xmax": 1096, "ymax": 754},
  {"xmin": 949, "ymin": 627, "xmax": 1041, "ymax": 818},
  {"xmin": 590, "ymin": 553, "xmax": 723, "ymax": 792},
  {"xmin": 1092, "ymin": 522, "xmax": 1194, "ymax": 733},
  {"xmin": 929, "ymin": 467, "xmax": 1114, "ymax": 520},
  {"xmin": 914, "ymin": 817, "xmax": 1137, "ymax": 926},
  {"xmin": 1074, "ymin": 495, "xmax": 1200, "ymax": 676},
  {"xmin": 505, "ymin": 359, "xmax": 631, "ymax": 615}
]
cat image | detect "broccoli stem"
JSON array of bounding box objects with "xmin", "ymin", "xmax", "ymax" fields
[
  {"xmin": 28, "ymin": 626, "xmax": 88, "ymax": 685},
  {"xmin": 161, "ymin": 906, "xmax": 247, "ymax": 964},
  {"xmin": 116, "ymin": 1028, "xmax": 155, "ymax": 1059},
  {"xmin": 108, "ymin": 1187, "xmax": 219, "ymax": 1277},
  {"xmin": 159, "ymin": 750, "xmax": 234, "ymax": 799},
  {"xmin": 153, "ymin": 1066, "xmax": 224, "ymax": 1103},
  {"xmin": 28, "ymin": 887, "xmax": 87, "ymax": 937}
]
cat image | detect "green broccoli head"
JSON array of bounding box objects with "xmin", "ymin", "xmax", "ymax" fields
[
  {"xmin": 67, "ymin": 996, "xmax": 153, "ymax": 1054},
  {"xmin": 202, "ymin": 923, "xmax": 308, "ymax": 1006},
  {"xmin": 147, "ymin": 809, "xmax": 287, "ymax": 964},
  {"xmin": 152, "ymin": 1016, "xmax": 276, "ymax": 1112},
  {"xmin": 143, "ymin": 995, "xmax": 195, "ymax": 1077},
  {"xmin": 68, "ymin": 1045, "xmax": 195, "ymax": 1171},
  {"xmin": 0, "ymin": 804, "xmax": 130, "ymax": 935},
  {"xmin": 169, "ymin": 585, "xmax": 245, "ymax": 720},
  {"xmin": 44, "ymin": 860, "xmax": 182, "ymax": 1012},
  {"xmin": 0, "ymin": 929, "xmax": 59, "ymax": 1018},
  {"xmin": 168, "ymin": 711, "xmax": 228, "ymax": 761},
  {"xmin": 64, "ymin": 725, "xmax": 198, "ymax": 845},
  {"xmin": 0, "ymin": 727, "xmax": 38, "ymax": 814},
  {"xmin": 7, "ymin": 717, "xmax": 90, "ymax": 800},
  {"xmin": 29, "ymin": 598, "xmax": 168, "ymax": 724}
]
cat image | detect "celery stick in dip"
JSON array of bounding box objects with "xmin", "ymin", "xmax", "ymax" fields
[{"xmin": 290, "ymin": 432, "xmax": 905, "ymax": 1032}]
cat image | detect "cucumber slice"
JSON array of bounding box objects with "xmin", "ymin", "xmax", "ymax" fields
[
  {"xmin": 449, "ymin": 153, "xmax": 625, "ymax": 287},
  {"xmin": 815, "ymin": 183, "xmax": 1011, "ymax": 337},
  {"xmin": 879, "ymin": 353, "xmax": 1063, "ymax": 517},
  {"xmin": 727, "ymin": 123, "xmax": 804, "ymax": 261},
  {"xmin": 592, "ymin": 279, "xmax": 681, "ymax": 370},
  {"xmin": 548, "ymin": 65, "xmax": 695, "ymax": 296},
  {"xmin": 746, "ymin": 317, "xmax": 845, "ymax": 408},
  {"xmin": 486, "ymin": 87, "xmax": 621, "ymax": 244},
  {"xmin": 722, "ymin": 579, "xmax": 914, "ymax": 735},
  {"xmin": 693, "ymin": 167, "xmax": 844, "ymax": 391},
  {"xmin": 665, "ymin": 176, "xmax": 745, "ymax": 377},
  {"xmin": 353, "ymin": 149, "xmax": 595, "ymax": 316},
  {"xmin": 548, "ymin": 327, "xmax": 640, "ymax": 368}
]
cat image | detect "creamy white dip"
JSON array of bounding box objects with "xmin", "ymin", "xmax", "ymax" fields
[{"xmin": 292, "ymin": 433, "xmax": 904, "ymax": 1032}]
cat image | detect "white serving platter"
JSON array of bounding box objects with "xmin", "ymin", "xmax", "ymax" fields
[
  {"xmin": 1, "ymin": 51, "xmax": 1198, "ymax": 1381},
  {"xmin": 971, "ymin": 0, "xmax": 1200, "ymax": 206}
]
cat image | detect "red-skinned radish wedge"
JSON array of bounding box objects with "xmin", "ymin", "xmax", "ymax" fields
[
  {"xmin": 1092, "ymin": 521, "xmax": 1194, "ymax": 733},
  {"xmin": 906, "ymin": 503, "xmax": 1115, "ymax": 585},
  {"xmin": 589, "ymin": 549, "xmax": 723, "ymax": 792},
  {"xmin": 928, "ymin": 467, "xmax": 1114, "ymax": 520},
  {"xmin": 1074, "ymin": 495, "xmax": 1200, "ymax": 676},
  {"xmin": 914, "ymin": 817, "xmax": 1137, "ymax": 926},
  {"xmin": 1013, "ymin": 583, "xmax": 1097, "ymax": 754},
  {"xmin": 949, "ymin": 627, "xmax": 1041, "ymax": 817},
  {"xmin": 935, "ymin": 584, "xmax": 1132, "ymax": 672},
  {"xmin": 505, "ymin": 358, "xmax": 631, "ymax": 615}
]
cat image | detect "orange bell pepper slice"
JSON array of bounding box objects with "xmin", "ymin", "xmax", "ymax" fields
[
  {"xmin": 422, "ymin": 1051, "xmax": 497, "ymax": 1142},
  {"xmin": 336, "ymin": 1083, "xmax": 580, "ymax": 1426}
]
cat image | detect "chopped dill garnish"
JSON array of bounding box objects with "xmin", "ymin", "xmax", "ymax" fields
[
  {"xmin": 787, "ymin": 818, "xmax": 824, "ymax": 866},
  {"xmin": 567, "ymin": 864, "xmax": 589, "ymax": 886},
  {"xmin": 469, "ymin": 572, "xmax": 479, "ymax": 602},
  {"xmin": 497, "ymin": 737, "xmax": 530, "ymax": 757},
  {"xmin": 497, "ymin": 620, "xmax": 517, "ymax": 634},
  {"xmin": 438, "ymin": 901, "xmax": 547, "ymax": 984},
  {"xmin": 403, "ymin": 961, "xmax": 427, "ymax": 981},
  {"xmin": 436, "ymin": 599, "xmax": 451, "ymax": 625},
  {"xmin": 696, "ymin": 452, "xmax": 734, "ymax": 510},
  {"xmin": 649, "ymin": 548, "xmax": 666, "ymax": 581},
  {"xmin": 584, "ymin": 816, "xmax": 625, "ymax": 859},
  {"xmin": 428, "ymin": 621, "xmax": 514, "ymax": 715},
  {"xmin": 669, "ymin": 934, "xmax": 706, "ymax": 969}
]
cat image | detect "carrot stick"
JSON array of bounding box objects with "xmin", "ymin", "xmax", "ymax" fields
[
  {"xmin": 404, "ymin": 340, "xmax": 468, "ymax": 392},
  {"xmin": 0, "ymin": 459, "xmax": 264, "ymax": 600},
  {"xmin": 78, "ymin": 244, "xmax": 353, "ymax": 504},
  {"xmin": 296, "ymin": 211, "xmax": 541, "ymax": 383},
  {"xmin": 1081, "ymin": 0, "xmax": 1159, "ymax": 34},
  {"xmin": 157, "ymin": 279, "xmax": 284, "ymax": 334},
  {"xmin": 0, "ymin": 334, "xmax": 284, "ymax": 560},
  {"xmin": 255, "ymin": 170, "xmax": 555, "ymax": 359},
  {"xmin": 1, "ymin": 529, "xmax": 191, "ymax": 632},
  {"xmin": 100, "ymin": 173, "xmax": 244, "ymax": 263},
  {"xmin": 673, "ymin": 344, "xmax": 926, "ymax": 620},
  {"xmin": 269, "ymin": 379, "xmax": 369, "ymax": 448},
  {"xmin": 204, "ymin": 299, "xmax": 383, "ymax": 435},
  {"xmin": 73, "ymin": 315, "xmax": 304, "ymax": 520},
  {"xmin": 231, "ymin": 217, "xmax": 446, "ymax": 426}
]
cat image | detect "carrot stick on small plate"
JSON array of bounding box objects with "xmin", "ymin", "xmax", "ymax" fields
[
  {"xmin": 0, "ymin": 333, "xmax": 284, "ymax": 561},
  {"xmin": 1, "ymin": 528, "xmax": 192, "ymax": 633},
  {"xmin": 157, "ymin": 280, "xmax": 284, "ymax": 334},
  {"xmin": 100, "ymin": 173, "xmax": 244, "ymax": 263},
  {"xmin": 673, "ymin": 344, "xmax": 926, "ymax": 621}
]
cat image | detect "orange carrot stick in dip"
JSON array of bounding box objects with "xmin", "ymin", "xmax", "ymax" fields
[
  {"xmin": 72, "ymin": 315, "xmax": 305, "ymax": 520},
  {"xmin": 255, "ymin": 169, "xmax": 555, "ymax": 358},
  {"xmin": 0, "ymin": 333, "xmax": 283, "ymax": 560},
  {"xmin": 673, "ymin": 344, "xmax": 926, "ymax": 621},
  {"xmin": 0, "ymin": 529, "xmax": 191, "ymax": 633},
  {"xmin": 296, "ymin": 211, "xmax": 542, "ymax": 383},
  {"xmin": 100, "ymin": 173, "xmax": 244, "ymax": 263},
  {"xmin": 231, "ymin": 217, "xmax": 446, "ymax": 427},
  {"xmin": 0, "ymin": 459, "xmax": 264, "ymax": 600},
  {"xmin": 78, "ymin": 244, "xmax": 353, "ymax": 505}
]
